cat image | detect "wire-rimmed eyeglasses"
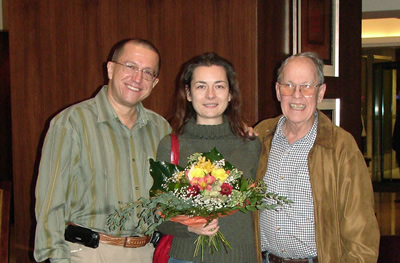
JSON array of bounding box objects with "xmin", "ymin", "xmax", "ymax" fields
[
  {"xmin": 278, "ymin": 83, "xmax": 320, "ymax": 97},
  {"xmin": 112, "ymin": 61, "xmax": 157, "ymax": 81}
]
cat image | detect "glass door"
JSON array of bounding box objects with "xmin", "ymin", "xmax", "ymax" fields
[{"xmin": 373, "ymin": 62, "xmax": 400, "ymax": 182}]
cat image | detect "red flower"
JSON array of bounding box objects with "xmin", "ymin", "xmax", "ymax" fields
[
  {"xmin": 220, "ymin": 183, "xmax": 233, "ymax": 196},
  {"xmin": 187, "ymin": 185, "xmax": 200, "ymax": 197}
]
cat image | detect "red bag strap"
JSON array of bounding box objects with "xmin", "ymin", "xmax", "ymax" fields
[{"xmin": 170, "ymin": 134, "xmax": 179, "ymax": 165}]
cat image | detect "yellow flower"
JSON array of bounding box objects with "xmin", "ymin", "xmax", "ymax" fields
[
  {"xmin": 188, "ymin": 167, "xmax": 206, "ymax": 180},
  {"xmin": 175, "ymin": 171, "xmax": 185, "ymax": 180},
  {"xmin": 212, "ymin": 168, "xmax": 228, "ymax": 183},
  {"xmin": 195, "ymin": 157, "xmax": 214, "ymax": 173}
]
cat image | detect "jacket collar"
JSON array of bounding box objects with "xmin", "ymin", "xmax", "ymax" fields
[{"xmin": 314, "ymin": 110, "xmax": 335, "ymax": 150}]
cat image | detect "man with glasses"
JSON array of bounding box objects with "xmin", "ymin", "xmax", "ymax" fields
[
  {"xmin": 254, "ymin": 52, "xmax": 379, "ymax": 263},
  {"xmin": 34, "ymin": 39, "xmax": 171, "ymax": 263}
]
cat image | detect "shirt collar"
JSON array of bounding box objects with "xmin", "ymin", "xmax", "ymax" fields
[
  {"xmin": 276, "ymin": 111, "xmax": 318, "ymax": 144},
  {"xmin": 95, "ymin": 85, "xmax": 152, "ymax": 127}
]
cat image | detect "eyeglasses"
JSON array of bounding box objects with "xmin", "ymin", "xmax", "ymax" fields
[
  {"xmin": 112, "ymin": 61, "xmax": 157, "ymax": 81},
  {"xmin": 278, "ymin": 83, "xmax": 320, "ymax": 97}
]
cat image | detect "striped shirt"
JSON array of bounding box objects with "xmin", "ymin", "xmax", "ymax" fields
[
  {"xmin": 34, "ymin": 86, "xmax": 171, "ymax": 262},
  {"xmin": 260, "ymin": 113, "xmax": 318, "ymax": 259}
]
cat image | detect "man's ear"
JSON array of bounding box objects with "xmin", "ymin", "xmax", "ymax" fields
[
  {"xmin": 186, "ymin": 85, "xmax": 192, "ymax": 102},
  {"xmin": 152, "ymin": 78, "xmax": 159, "ymax": 88},
  {"xmin": 107, "ymin": 61, "xmax": 114, "ymax": 80},
  {"xmin": 275, "ymin": 82, "xmax": 282, "ymax": 102},
  {"xmin": 317, "ymin": 84, "xmax": 326, "ymax": 103}
]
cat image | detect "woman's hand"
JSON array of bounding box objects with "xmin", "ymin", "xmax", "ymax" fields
[
  {"xmin": 245, "ymin": 125, "xmax": 258, "ymax": 136},
  {"xmin": 187, "ymin": 219, "xmax": 219, "ymax": 236}
]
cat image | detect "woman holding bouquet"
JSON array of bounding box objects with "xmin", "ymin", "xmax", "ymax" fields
[{"xmin": 156, "ymin": 53, "xmax": 262, "ymax": 263}]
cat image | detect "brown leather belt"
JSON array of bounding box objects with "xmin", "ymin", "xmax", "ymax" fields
[
  {"xmin": 262, "ymin": 252, "xmax": 318, "ymax": 263},
  {"xmin": 67, "ymin": 222, "xmax": 151, "ymax": 248},
  {"xmin": 98, "ymin": 232, "xmax": 151, "ymax": 248}
]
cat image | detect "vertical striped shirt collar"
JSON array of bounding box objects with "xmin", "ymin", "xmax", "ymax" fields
[{"xmin": 95, "ymin": 85, "xmax": 153, "ymax": 127}]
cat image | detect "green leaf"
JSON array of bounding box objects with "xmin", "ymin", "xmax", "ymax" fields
[
  {"xmin": 239, "ymin": 207, "xmax": 247, "ymax": 213},
  {"xmin": 202, "ymin": 147, "xmax": 224, "ymax": 162},
  {"xmin": 149, "ymin": 158, "xmax": 184, "ymax": 197},
  {"xmin": 239, "ymin": 177, "xmax": 248, "ymax": 192},
  {"xmin": 246, "ymin": 206, "xmax": 257, "ymax": 212},
  {"xmin": 256, "ymin": 204, "xmax": 265, "ymax": 210}
]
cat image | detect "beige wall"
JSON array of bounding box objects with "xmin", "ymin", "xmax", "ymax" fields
[{"xmin": 363, "ymin": 0, "xmax": 400, "ymax": 12}]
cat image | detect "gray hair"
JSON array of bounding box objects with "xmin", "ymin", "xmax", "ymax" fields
[{"xmin": 277, "ymin": 52, "xmax": 325, "ymax": 85}]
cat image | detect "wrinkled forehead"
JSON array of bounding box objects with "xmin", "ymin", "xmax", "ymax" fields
[{"xmin": 282, "ymin": 57, "xmax": 318, "ymax": 82}]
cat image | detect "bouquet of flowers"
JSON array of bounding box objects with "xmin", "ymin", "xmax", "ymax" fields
[{"xmin": 107, "ymin": 148, "xmax": 291, "ymax": 259}]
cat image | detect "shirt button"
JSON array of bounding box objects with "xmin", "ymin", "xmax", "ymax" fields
[
  {"xmin": 276, "ymin": 227, "xmax": 280, "ymax": 231},
  {"xmin": 280, "ymin": 176, "xmax": 284, "ymax": 179},
  {"xmin": 135, "ymin": 187, "xmax": 139, "ymax": 190},
  {"xmin": 282, "ymin": 249, "xmax": 286, "ymax": 253},
  {"xmin": 132, "ymin": 158, "xmax": 135, "ymax": 162}
]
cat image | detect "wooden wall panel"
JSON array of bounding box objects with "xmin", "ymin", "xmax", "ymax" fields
[
  {"xmin": 335, "ymin": 0, "xmax": 362, "ymax": 145},
  {"xmin": 147, "ymin": 0, "xmax": 258, "ymax": 124},
  {"xmin": 257, "ymin": 0, "xmax": 294, "ymax": 121}
]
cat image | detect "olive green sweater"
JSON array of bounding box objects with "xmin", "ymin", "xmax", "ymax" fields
[{"xmin": 156, "ymin": 118, "xmax": 261, "ymax": 263}]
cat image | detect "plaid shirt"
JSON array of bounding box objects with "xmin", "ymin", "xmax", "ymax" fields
[{"xmin": 260, "ymin": 113, "xmax": 318, "ymax": 259}]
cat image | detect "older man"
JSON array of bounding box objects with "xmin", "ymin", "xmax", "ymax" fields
[
  {"xmin": 254, "ymin": 52, "xmax": 379, "ymax": 263},
  {"xmin": 34, "ymin": 39, "xmax": 172, "ymax": 263}
]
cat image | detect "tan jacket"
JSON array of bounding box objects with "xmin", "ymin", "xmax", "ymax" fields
[{"xmin": 254, "ymin": 111, "xmax": 379, "ymax": 263}]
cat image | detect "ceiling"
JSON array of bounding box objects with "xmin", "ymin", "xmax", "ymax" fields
[{"xmin": 362, "ymin": 0, "xmax": 400, "ymax": 47}]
